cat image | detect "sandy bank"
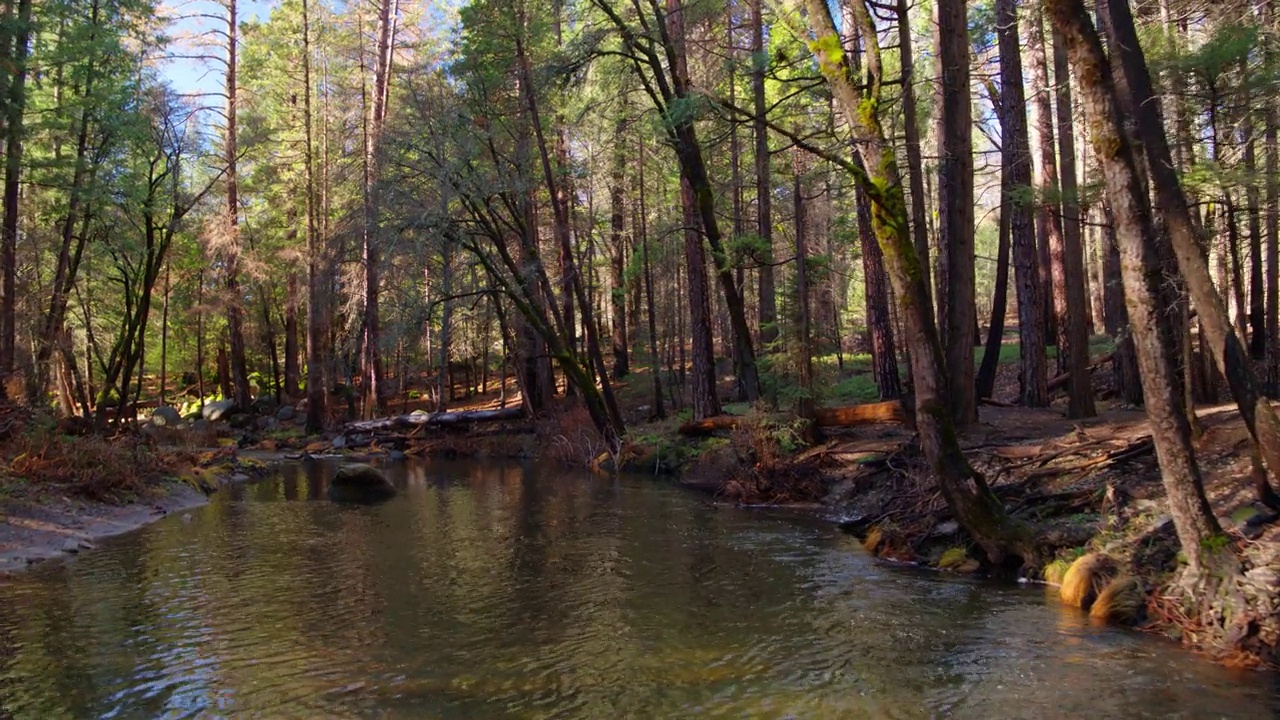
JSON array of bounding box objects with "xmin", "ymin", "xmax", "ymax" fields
[{"xmin": 0, "ymin": 482, "xmax": 210, "ymax": 576}]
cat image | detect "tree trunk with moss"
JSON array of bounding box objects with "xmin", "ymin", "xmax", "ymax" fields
[{"xmin": 799, "ymin": 0, "xmax": 1038, "ymax": 566}]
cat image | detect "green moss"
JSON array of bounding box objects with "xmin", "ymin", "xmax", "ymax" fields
[{"xmin": 938, "ymin": 547, "xmax": 969, "ymax": 569}]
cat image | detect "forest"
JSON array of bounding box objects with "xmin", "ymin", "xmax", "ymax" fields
[{"xmin": 1, "ymin": 0, "xmax": 1280, "ymax": 664}]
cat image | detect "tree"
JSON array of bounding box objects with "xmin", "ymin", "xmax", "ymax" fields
[
  {"xmin": 1093, "ymin": 0, "xmax": 1280, "ymax": 509},
  {"xmin": 1047, "ymin": 0, "xmax": 1265, "ymax": 653},
  {"xmin": 797, "ymin": 0, "xmax": 1037, "ymax": 565},
  {"xmin": 935, "ymin": 0, "xmax": 976, "ymax": 427},
  {"xmin": 0, "ymin": 0, "xmax": 31, "ymax": 390},
  {"xmin": 996, "ymin": 0, "xmax": 1048, "ymax": 407},
  {"xmin": 750, "ymin": 0, "xmax": 777, "ymax": 350}
]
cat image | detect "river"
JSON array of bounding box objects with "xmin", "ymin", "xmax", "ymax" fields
[{"xmin": 0, "ymin": 459, "xmax": 1275, "ymax": 718}]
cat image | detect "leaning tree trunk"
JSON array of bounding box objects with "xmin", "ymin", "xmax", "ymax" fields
[
  {"xmin": 1098, "ymin": 0, "xmax": 1280, "ymax": 510},
  {"xmin": 801, "ymin": 0, "xmax": 1038, "ymax": 566},
  {"xmin": 1049, "ymin": 0, "xmax": 1267, "ymax": 659}
]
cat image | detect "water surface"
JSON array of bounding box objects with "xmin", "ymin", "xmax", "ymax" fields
[{"xmin": 0, "ymin": 460, "xmax": 1275, "ymax": 718}]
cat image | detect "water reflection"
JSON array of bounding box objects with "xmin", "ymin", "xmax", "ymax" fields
[{"xmin": 0, "ymin": 459, "xmax": 1275, "ymax": 719}]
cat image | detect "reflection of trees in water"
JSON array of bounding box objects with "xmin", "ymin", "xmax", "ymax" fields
[{"xmin": 1, "ymin": 461, "xmax": 1276, "ymax": 717}]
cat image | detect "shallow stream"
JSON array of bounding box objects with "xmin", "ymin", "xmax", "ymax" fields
[{"xmin": 0, "ymin": 460, "xmax": 1275, "ymax": 718}]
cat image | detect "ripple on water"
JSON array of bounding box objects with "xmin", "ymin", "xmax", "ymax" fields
[{"xmin": 0, "ymin": 460, "xmax": 1276, "ymax": 719}]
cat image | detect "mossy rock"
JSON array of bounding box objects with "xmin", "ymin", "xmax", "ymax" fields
[
  {"xmin": 1060, "ymin": 553, "xmax": 1118, "ymax": 610},
  {"xmin": 328, "ymin": 463, "xmax": 397, "ymax": 504},
  {"xmin": 938, "ymin": 547, "xmax": 968, "ymax": 570},
  {"xmin": 1089, "ymin": 575, "xmax": 1145, "ymax": 625}
]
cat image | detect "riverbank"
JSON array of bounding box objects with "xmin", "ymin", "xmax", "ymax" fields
[
  {"xmin": 0, "ymin": 405, "xmax": 280, "ymax": 576},
  {"xmin": 0, "ymin": 482, "xmax": 209, "ymax": 575}
]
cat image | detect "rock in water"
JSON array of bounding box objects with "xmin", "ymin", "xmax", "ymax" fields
[
  {"xmin": 202, "ymin": 399, "xmax": 237, "ymax": 422},
  {"xmin": 150, "ymin": 406, "xmax": 182, "ymax": 427},
  {"xmin": 328, "ymin": 463, "xmax": 397, "ymax": 504}
]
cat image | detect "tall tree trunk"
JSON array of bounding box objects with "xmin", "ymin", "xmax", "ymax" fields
[
  {"xmin": 359, "ymin": 0, "xmax": 397, "ymax": 418},
  {"xmin": 1097, "ymin": 0, "xmax": 1280, "ymax": 509},
  {"xmin": 859, "ymin": 189, "xmax": 901, "ymax": 399},
  {"xmin": 793, "ymin": 148, "xmax": 814, "ymax": 418},
  {"xmin": 0, "ymin": 0, "xmax": 31, "ymax": 389},
  {"xmin": 609, "ymin": 110, "xmax": 629, "ymax": 378},
  {"xmin": 896, "ymin": 0, "xmax": 931, "ymax": 308},
  {"xmin": 1027, "ymin": 11, "xmax": 1096, "ymax": 418},
  {"xmin": 637, "ymin": 134, "xmax": 663, "ymax": 419},
  {"xmin": 977, "ymin": 82, "xmax": 1012, "ymax": 401},
  {"xmin": 225, "ymin": 0, "xmax": 252, "ymax": 411},
  {"xmin": 750, "ymin": 0, "xmax": 777, "ymax": 349},
  {"xmin": 996, "ymin": 0, "xmax": 1049, "ymax": 407},
  {"xmin": 302, "ymin": 0, "xmax": 327, "ymax": 434},
  {"xmin": 284, "ymin": 269, "xmax": 300, "ymax": 397},
  {"xmin": 1244, "ymin": 75, "xmax": 1266, "ymax": 360},
  {"xmin": 1268, "ymin": 17, "xmax": 1280, "ymax": 397},
  {"xmin": 437, "ymin": 243, "xmax": 452, "ymax": 412},
  {"xmin": 935, "ymin": 0, "xmax": 977, "ymax": 427}
]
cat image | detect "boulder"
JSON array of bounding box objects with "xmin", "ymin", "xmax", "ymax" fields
[
  {"xmin": 202, "ymin": 399, "xmax": 237, "ymax": 422},
  {"xmin": 150, "ymin": 406, "xmax": 182, "ymax": 427},
  {"xmin": 227, "ymin": 412, "xmax": 254, "ymax": 429},
  {"xmin": 191, "ymin": 419, "xmax": 212, "ymax": 433},
  {"xmin": 255, "ymin": 415, "xmax": 278, "ymax": 431},
  {"xmin": 275, "ymin": 405, "xmax": 296, "ymax": 422},
  {"xmin": 328, "ymin": 463, "xmax": 397, "ymax": 503},
  {"xmin": 251, "ymin": 395, "xmax": 278, "ymax": 415}
]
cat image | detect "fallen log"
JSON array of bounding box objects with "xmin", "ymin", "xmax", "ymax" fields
[
  {"xmin": 678, "ymin": 400, "xmax": 907, "ymax": 436},
  {"xmin": 345, "ymin": 406, "xmax": 525, "ymax": 433}
]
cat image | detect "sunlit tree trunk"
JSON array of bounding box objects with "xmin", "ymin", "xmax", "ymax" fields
[
  {"xmin": 800, "ymin": 0, "xmax": 1038, "ymax": 565},
  {"xmin": 224, "ymin": 0, "xmax": 252, "ymax": 412}
]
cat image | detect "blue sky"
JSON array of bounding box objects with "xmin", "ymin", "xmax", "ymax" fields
[{"xmin": 159, "ymin": 0, "xmax": 277, "ymax": 99}]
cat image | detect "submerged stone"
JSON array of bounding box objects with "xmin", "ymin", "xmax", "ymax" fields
[{"xmin": 328, "ymin": 463, "xmax": 397, "ymax": 504}]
